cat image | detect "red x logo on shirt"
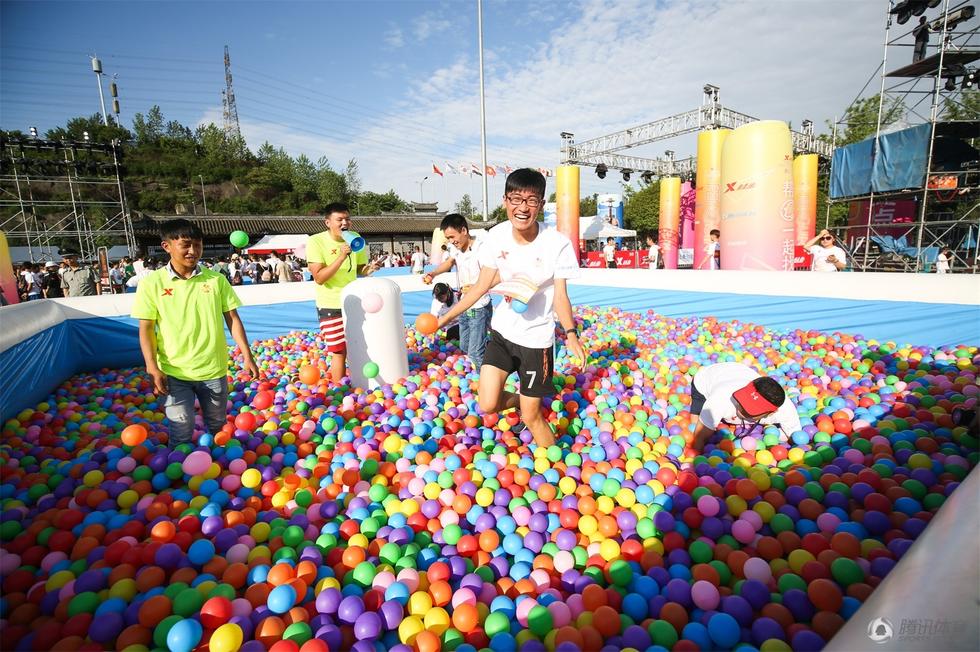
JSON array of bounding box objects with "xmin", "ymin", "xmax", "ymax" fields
[
  {"xmin": 162, "ymin": 288, "xmax": 174, "ymax": 296},
  {"xmin": 498, "ymin": 251, "xmax": 509, "ymax": 260}
]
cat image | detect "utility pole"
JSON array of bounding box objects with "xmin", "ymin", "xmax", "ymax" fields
[
  {"xmin": 91, "ymin": 56, "xmax": 109, "ymax": 126},
  {"xmin": 477, "ymin": 0, "xmax": 489, "ymax": 222},
  {"xmin": 199, "ymin": 175, "xmax": 208, "ymax": 215}
]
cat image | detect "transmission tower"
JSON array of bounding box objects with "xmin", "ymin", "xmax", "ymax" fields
[{"xmin": 223, "ymin": 45, "xmax": 241, "ymax": 140}]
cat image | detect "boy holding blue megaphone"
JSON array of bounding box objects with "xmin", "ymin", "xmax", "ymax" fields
[{"xmin": 307, "ymin": 202, "xmax": 379, "ymax": 383}]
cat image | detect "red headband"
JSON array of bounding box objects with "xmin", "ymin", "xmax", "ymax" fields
[{"xmin": 732, "ymin": 381, "xmax": 779, "ymax": 417}]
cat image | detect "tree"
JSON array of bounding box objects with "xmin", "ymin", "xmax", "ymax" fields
[
  {"xmin": 343, "ymin": 159, "xmax": 361, "ymax": 198},
  {"xmin": 314, "ymin": 157, "xmax": 348, "ymax": 206},
  {"xmin": 623, "ymin": 180, "xmax": 660, "ymax": 235},
  {"xmin": 824, "ymin": 94, "xmax": 906, "ymax": 146},
  {"xmin": 358, "ymin": 190, "xmax": 409, "ymax": 215},
  {"xmin": 132, "ymin": 105, "xmax": 165, "ymax": 145},
  {"xmin": 580, "ymin": 193, "xmax": 597, "ymax": 218},
  {"xmin": 292, "ymin": 154, "xmax": 317, "ymax": 198},
  {"xmin": 455, "ymin": 194, "xmax": 476, "ymax": 218},
  {"xmin": 489, "ymin": 204, "xmax": 507, "ymax": 222},
  {"xmin": 45, "ymin": 114, "xmax": 131, "ymax": 143}
]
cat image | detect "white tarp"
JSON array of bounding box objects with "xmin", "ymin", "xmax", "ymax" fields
[
  {"xmin": 244, "ymin": 234, "xmax": 309, "ymax": 254},
  {"xmin": 579, "ymin": 215, "xmax": 637, "ymax": 239}
]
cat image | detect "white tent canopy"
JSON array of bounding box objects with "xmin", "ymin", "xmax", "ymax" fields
[
  {"xmin": 579, "ymin": 215, "xmax": 637, "ymax": 239},
  {"xmin": 244, "ymin": 234, "xmax": 309, "ymax": 254}
]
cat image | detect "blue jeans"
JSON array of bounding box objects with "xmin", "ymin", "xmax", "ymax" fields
[
  {"xmin": 458, "ymin": 303, "xmax": 492, "ymax": 369},
  {"xmin": 163, "ymin": 376, "xmax": 229, "ymax": 445}
]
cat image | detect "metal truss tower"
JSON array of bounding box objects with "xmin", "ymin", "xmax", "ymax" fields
[
  {"xmin": 0, "ymin": 137, "xmax": 136, "ymax": 261},
  {"xmin": 829, "ymin": 0, "xmax": 979, "ymax": 273},
  {"xmin": 223, "ymin": 45, "xmax": 242, "ymax": 141},
  {"xmin": 561, "ymin": 84, "xmax": 832, "ymax": 180}
]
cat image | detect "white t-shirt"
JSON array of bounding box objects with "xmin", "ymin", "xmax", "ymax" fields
[
  {"xmin": 411, "ymin": 251, "xmax": 426, "ymax": 272},
  {"xmin": 603, "ymin": 243, "xmax": 615, "ymax": 263},
  {"xmin": 706, "ymin": 241, "xmax": 720, "ymax": 270},
  {"xmin": 479, "ymin": 222, "xmax": 579, "ymax": 349},
  {"xmin": 936, "ymin": 252, "xmax": 949, "ymax": 273},
  {"xmin": 647, "ymin": 244, "xmax": 660, "ymax": 269},
  {"xmin": 807, "ymin": 244, "xmax": 847, "ymax": 272},
  {"xmin": 430, "ymin": 297, "xmax": 459, "ymax": 328},
  {"xmin": 447, "ymin": 238, "xmax": 490, "ymax": 309},
  {"xmin": 693, "ymin": 362, "xmax": 802, "ymax": 434}
]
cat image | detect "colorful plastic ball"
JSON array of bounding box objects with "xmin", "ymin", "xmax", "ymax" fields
[
  {"xmin": 120, "ymin": 423, "xmax": 148, "ymax": 446},
  {"xmin": 182, "ymin": 451, "xmax": 213, "ymax": 476},
  {"xmin": 362, "ymin": 293, "xmax": 384, "ymax": 313},
  {"xmin": 363, "ymin": 361, "xmax": 380, "ymax": 379},
  {"xmin": 230, "ymin": 230, "xmax": 250, "ymax": 248},
  {"xmin": 210, "ymin": 623, "xmax": 244, "ymax": 652},
  {"xmin": 415, "ymin": 313, "xmax": 439, "ymax": 335},
  {"xmin": 511, "ymin": 299, "xmax": 528, "ymax": 313},
  {"xmin": 267, "ymin": 584, "xmax": 297, "ymax": 614},
  {"xmin": 298, "ymin": 365, "xmax": 321, "ymax": 385},
  {"xmin": 166, "ymin": 618, "xmax": 203, "ymax": 652}
]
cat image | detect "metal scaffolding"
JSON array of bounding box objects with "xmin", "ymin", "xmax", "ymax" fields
[
  {"xmin": 0, "ymin": 137, "xmax": 136, "ymax": 262},
  {"xmin": 828, "ymin": 0, "xmax": 979, "ymax": 273},
  {"xmin": 561, "ymin": 84, "xmax": 832, "ymax": 180}
]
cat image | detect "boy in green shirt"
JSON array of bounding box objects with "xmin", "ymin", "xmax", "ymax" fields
[
  {"xmin": 307, "ymin": 202, "xmax": 378, "ymax": 383},
  {"xmin": 132, "ymin": 219, "xmax": 258, "ymax": 447}
]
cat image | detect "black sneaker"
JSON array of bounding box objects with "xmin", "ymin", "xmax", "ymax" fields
[{"xmin": 511, "ymin": 421, "xmax": 527, "ymax": 434}]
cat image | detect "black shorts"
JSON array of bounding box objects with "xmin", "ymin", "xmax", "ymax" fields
[
  {"xmin": 483, "ymin": 330, "xmax": 554, "ymax": 398},
  {"xmin": 690, "ymin": 382, "xmax": 707, "ymax": 415}
]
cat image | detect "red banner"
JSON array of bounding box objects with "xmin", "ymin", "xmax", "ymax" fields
[{"xmin": 585, "ymin": 251, "xmax": 642, "ymax": 268}]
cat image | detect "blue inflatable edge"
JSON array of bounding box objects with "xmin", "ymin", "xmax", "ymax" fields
[{"xmin": 3, "ymin": 286, "xmax": 977, "ymax": 422}]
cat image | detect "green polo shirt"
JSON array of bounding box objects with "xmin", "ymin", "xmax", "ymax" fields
[
  {"xmin": 131, "ymin": 264, "xmax": 242, "ymax": 381},
  {"xmin": 307, "ymin": 231, "xmax": 368, "ymax": 309}
]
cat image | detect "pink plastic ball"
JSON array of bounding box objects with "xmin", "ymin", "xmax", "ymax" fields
[
  {"xmin": 691, "ymin": 580, "xmax": 720, "ymax": 610},
  {"xmin": 742, "ymin": 557, "xmax": 773, "ymax": 583},
  {"xmin": 362, "ymin": 293, "xmax": 384, "ymax": 313}
]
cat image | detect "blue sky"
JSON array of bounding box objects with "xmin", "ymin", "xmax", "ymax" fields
[{"xmin": 1, "ymin": 1, "xmax": 894, "ymax": 211}]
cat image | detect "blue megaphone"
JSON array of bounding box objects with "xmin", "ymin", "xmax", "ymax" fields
[{"xmin": 342, "ymin": 230, "xmax": 365, "ymax": 252}]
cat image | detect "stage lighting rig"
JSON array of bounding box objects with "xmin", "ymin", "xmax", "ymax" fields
[
  {"xmin": 930, "ymin": 5, "xmax": 975, "ymax": 31},
  {"xmin": 963, "ymin": 68, "xmax": 977, "ymax": 89},
  {"xmin": 622, "ymin": 169, "xmax": 632, "ymax": 182},
  {"xmin": 595, "ymin": 164, "xmax": 608, "ymax": 179},
  {"xmin": 640, "ymin": 171, "xmax": 655, "ymax": 185},
  {"xmin": 892, "ymin": 0, "xmax": 942, "ymax": 25}
]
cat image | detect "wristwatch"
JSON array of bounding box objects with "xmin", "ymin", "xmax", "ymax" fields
[{"xmin": 564, "ymin": 327, "xmax": 578, "ymax": 336}]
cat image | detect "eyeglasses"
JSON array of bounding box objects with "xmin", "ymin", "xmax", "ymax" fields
[{"xmin": 505, "ymin": 194, "xmax": 543, "ymax": 209}]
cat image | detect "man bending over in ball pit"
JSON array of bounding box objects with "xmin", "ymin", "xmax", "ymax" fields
[
  {"xmin": 436, "ymin": 168, "xmax": 586, "ymax": 447},
  {"xmin": 132, "ymin": 219, "xmax": 259, "ymax": 448},
  {"xmin": 689, "ymin": 362, "xmax": 802, "ymax": 453}
]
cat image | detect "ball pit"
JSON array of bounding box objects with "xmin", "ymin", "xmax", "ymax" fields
[{"xmin": 0, "ymin": 306, "xmax": 977, "ymax": 652}]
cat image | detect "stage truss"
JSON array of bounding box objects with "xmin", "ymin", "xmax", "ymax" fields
[{"xmin": 0, "ymin": 137, "xmax": 136, "ymax": 262}]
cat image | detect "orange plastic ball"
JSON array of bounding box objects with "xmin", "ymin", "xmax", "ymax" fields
[
  {"xmin": 415, "ymin": 313, "xmax": 439, "ymax": 335},
  {"xmin": 120, "ymin": 424, "xmax": 148, "ymax": 447},
  {"xmin": 298, "ymin": 365, "xmax": 320, "ymax": 385}
]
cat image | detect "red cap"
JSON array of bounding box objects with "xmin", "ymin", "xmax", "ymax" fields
[{"xmin": 732, "ymin": 380, "xmax": 780, "ymax": 417}]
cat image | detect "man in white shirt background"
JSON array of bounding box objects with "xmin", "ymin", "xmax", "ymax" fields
[
  {"xmin": 424, "ymin": 213, "xmax": 493, "ymax": 369},
  {"xmin": 603, "ymin": 237, "xmax": 616, "ymax": 269},
  {"xmin": 410, "ymin": 246, "xmax": 426, "ymax": 274}
]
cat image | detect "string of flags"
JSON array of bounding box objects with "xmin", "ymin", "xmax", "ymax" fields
[{"xmin": 432, "ymin": 163, "xmax": 554, "ymax": 178}]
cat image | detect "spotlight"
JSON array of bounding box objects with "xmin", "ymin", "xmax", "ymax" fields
[
  {"xmin": 622, "ymin": 169, "xmax": 632, "ymax": 182},
  {"xmin": 595, "ymin": 164, "xmax": 607, "ymax": 179},
  {"xmin": 963, "ymin": 69, "xmax": 977, "ymax": 89},
  {"xmin": 83, "ymin": 131, "xmax": 90, "ymax": 142},
  {"xmin": 945, "ymin": 76, "xmax": 958, "ymax": 91},
  {"xmin": 893, "ymin": 0, "xmax": 942, "ymax": 25},
  {"xmin": 640, "ymin": 171, "xmax": 654, "ymax": 184},
  {"xmin": 29, "ymin": 126, "xmax": 38, "ymax": 138},
  {"xmin": 930, "ymin": 5, "xmax": 975, "ymax": 31}
]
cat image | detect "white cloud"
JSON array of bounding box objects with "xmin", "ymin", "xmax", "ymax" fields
[
  {"xmin": 384, "ymin": 26, "xmax": 404, "ymax": 48},
  {"xmin": 413, "ymin": 11, "xmax": 452, "ymax": 41},
  {"xmin": 206, "ymin": 1, "xmax": 888, "ymax": 213}
]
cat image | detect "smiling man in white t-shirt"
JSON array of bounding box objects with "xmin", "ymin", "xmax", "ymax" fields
[
  {"xmin": 437, "ymin": 169, "xmax": 585, "ymax": 447},
  {"xmin": 423, "ymin": 213, "xmax": 493, "ymax": 368}
]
